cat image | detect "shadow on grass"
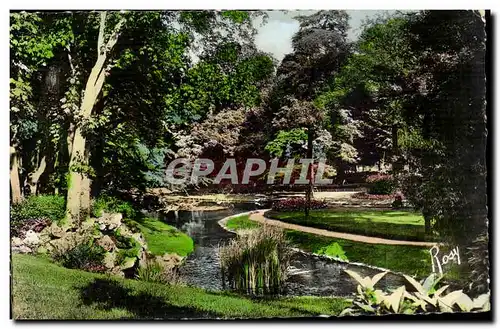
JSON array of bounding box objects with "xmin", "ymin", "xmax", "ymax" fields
[
  {"xmin": 203, "ymin": 290, "xmax": 320, "ymax": 317},
  {"xmin": 78, "ymin": 278, "xmax": 218, "ymax": 319}
]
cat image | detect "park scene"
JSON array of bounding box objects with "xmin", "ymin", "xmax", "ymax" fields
[{"xmin": 10, "ymin": 10, "xmax": 490, "ymax": 319}]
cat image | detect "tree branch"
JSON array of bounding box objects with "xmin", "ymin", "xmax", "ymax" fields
[
  {"xmin": 97, "ymin": 11, "xmax": 107, "ymax": 56},
  {"xmin": 104, "ymin": 15, "xmax": 126, "ymax": 54}
]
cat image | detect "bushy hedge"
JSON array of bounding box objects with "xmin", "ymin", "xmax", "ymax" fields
[
  {"xmin": 10, "ymin": 195, "xmax": 65, "ymax": 227},
  {"xmin": 53, "ymin": 241, "xmax": 106, "ymax": 273},
  {"xmin": 91, "ymin": 195, "xmax": 136, "ymax": 219},
  {"xmin": 272, "ymin": 197, "xmax": 328, "ymax": 212},
  {"xmin": 351, "ymin": 192, "xmax": 394, "ymax": 200},
  {"xmin": 366, "ymin": 174, "xmax": 395, "ymax": 195}
]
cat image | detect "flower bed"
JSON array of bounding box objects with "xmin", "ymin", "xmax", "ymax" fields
[{"xmin": 271, "ymin": 197, "xmax": 328, "ymax": 212}]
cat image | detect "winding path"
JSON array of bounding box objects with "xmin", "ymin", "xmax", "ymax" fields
[{"xmin": 248, "ymin": 209, "xmax": 438, "ymax": 247}]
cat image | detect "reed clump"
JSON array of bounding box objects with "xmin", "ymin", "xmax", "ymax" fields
[{"xmin": 219, "ymin": 225, "xmax": 291, "ymax": 295}]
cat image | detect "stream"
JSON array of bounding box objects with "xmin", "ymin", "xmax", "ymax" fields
[{"xmin": 145, "ymin": 203, "xmax": 408, "ymax": 297}]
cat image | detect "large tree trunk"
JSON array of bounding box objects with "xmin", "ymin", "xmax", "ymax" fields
[
  {"xmin": 10, "ymin": 145, "xmax": 23, "ymax": 204},
  {"xmin": 304, "ymin": 128, "xmax": 314, "ymax": 219},
  {"xmin": 64, "ymin": 11, "xmax": 125, "ymax": 227},
  {"xmin": 66, "ymin": 126, "xmax": 86, "ymax": 225},
  {"xmin": 423, "ymin": 207, "xmax": 432, "ymax": 235},
  {"xmin": 80, "ymin": 144, "xmax": 92, "ymax": 212},
  {"xmin": 28, "ymin": 155, "xmax": 47, "ymax": 196}
]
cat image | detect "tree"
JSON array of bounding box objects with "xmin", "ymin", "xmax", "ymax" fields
[
  {"xmin": 401, "ymin": 10, "xmax": 487, "ymax": 244},
  {"xmin": 10, "ymin": 11, "xmax": 70, "ymax": 203},
  {"xmin": 318, "ymin": 14, "xmax": 418, "ymax": 175},
  {"xmin": 268, "ymin": 10, "xmax": 350, "ymax": 217},
  {"xmin": 64, "ymin": 11, "xmax": 126, "ymax": 226}
]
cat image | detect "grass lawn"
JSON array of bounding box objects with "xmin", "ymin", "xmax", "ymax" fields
[
  {"xmin": 12, "ymin": 254, "xmax": 350, "ymax": 320},
  {"xmin": 225, "ymin": 214, "xmax": 261, "ymax": 230},
  {"xmin": 285, "ymin": 230, "xmax": 430, "ymax": 277},
  {"xmin": 265, "ymin": 208, "xmax": 432, "ymax": 242},
  {"xmin": 125, "ymin": 217, "xmax": 194, "ymax": 257},
  {"xmin": 226, "ymin": 214, "xmax": 430, "ymax": 277}
]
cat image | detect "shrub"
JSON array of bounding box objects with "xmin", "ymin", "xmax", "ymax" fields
[
  {"xmin": 366, "ymin": 174, "xmax": 395, "ymax": 195},
  {"xmin": 317, "ymin": 242, "xmax": 348, "ymax": 261},
  {"xmin": 271, "ymin": 197, "xmax": 328, "ymax": 212},
  {"xmin": 54, "ymin": 241, "xmax": 106, "ymax": 273},
  {"xmin": 391, "ymin": 192, "xmax": 405, "ymax": 209},
  {"xmin": 10, "ymin": 195, "xmax": 65, "ymax": 224},
  {"xmin": 11, "ymin": 217, "xmax": 52, "ymax": 239},
  {"xmin": 340, "ymin": 270, "xmax": 490, "ymax": 316},
  {"xmin": 466, "ymin": 233, "xmax": 490, "ymax": 296},
  {"xmin": 136, "ymin": 259, "xmax": 180, "ymax": 284},
  {"xmin": 351, "ymin": 192, "xmax": 394, "ymax": 200},
  {"xmin": 219, "ymin": 225, "xmax": 292, "ymax": 295},
  {"xmin": 92, "ymin": 195, "xmax": 136, "ymax": 219}
]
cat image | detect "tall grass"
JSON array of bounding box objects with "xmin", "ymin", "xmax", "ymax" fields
[{"xmin": 219, "ymin": 226, "xmax": 291, "ymax": 295}]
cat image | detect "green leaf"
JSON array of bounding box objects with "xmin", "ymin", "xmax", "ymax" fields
[
  {"xmin": 345, "ymin": 269, "xmax": 370, "ymax": 288},
  {"xmin": 371, "ymin": 271, "xmax": 388, "ymax": 287},
  {"xmin": 438, "ymin": 289, "xmax": 464, "ymax": 309},
  {"xmin": 472, "ymin": 293, "xmax": 490, "ymax": 309},
  {"xmin": 403, "ymin": 274, "xmax": 425, "ymax": 295},
  {"xmin": 455, "ymin": 293, "xmax": 474, "ymax": 312},
  {"xmin": 433, "ymin": 284, "xmax": 449, "ymax": 298},
  {"xmin": 385, "ymin": 285, "xmax": 405, "ymax": 313}
]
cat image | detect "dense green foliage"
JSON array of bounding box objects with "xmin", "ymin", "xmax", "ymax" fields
[
  {"xmin": 11, "ymin": 195, "xmax": 66, "ymax": 223},
  {"xmin": 91, "ymin": 195, "xmax": 136, "ymax": 219},
  {"xmin": 341, "ymin": 270, "xmax": 490, "ymax": 315},
  {"xmin": 12, "ymin": 254, "xmax": 350, "ymax": 319},
  {"xmin": 10, "ymin": 10, "xmax": 488, "ymax": 316},
  {"xmin": 53, "ymin": 242, "xmax": 106, "ymax": 272}
]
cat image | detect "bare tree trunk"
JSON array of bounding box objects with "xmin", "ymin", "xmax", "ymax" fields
[
  {"xmin": 28, "ymin": 155, "xmax": 47, "ymax": 195},
  {"xmin": 64, "ymin": 11, "xmax": 125, "ymax": 227},
  {"xmin": 392, "ymin": 124, "xmax": 403, "ymax": 174},
  {"xmin": 10, "ymin": 145, "xmax": 23, "ymax": 204},
  {"xmin": 67, "ymin": 122, "xmax": 75, "ymax": 157},
  {"xmin": 423, "ymin": 207, "xmax": 432, "ymax": 235}
]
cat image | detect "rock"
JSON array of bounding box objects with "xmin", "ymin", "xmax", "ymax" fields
[
  {"xmin": 80, "ymin": 218, "xmax": 96, "ymax": 231},
  {"xmin": 138, "ymin": 250, "xmax": 148, "ymax": 268},
  {"xmin": 96, "ymin": 212, "xmax": 122, "ymax": 231},
  {"xmin": 103, "ymin": 252, "xmax": 117, "ymax": 269},
  {"xmin": 120, "ymin": 256, "xmax": 137, "ymax": 270},
  {"xmin": 96, "ymin": 235, "xmax": 116, "ymax": 252},
  {"xmin": 156, "ymin": 253, "xmax": 184, "ymax": 268},
  {"xmin": 131, "ymin": 233, "xmax": 146, "ymax": 248},
  {"xmin": 12, "ymin": 245, "xmax": 32, "ymax": 254},
  {"xmin": 48, "ymin": 224, "xmax": 66, "ymax": 238},
  {"xmin": 23, "ymin": 230, "xmax": 40, "ymax": 248},
  {"xmin": 110, "ymin": 266, "xmax": 125, "ymax": 278},
  {"xmin": 38, "ymin": 229, "xmax": 52, "ymax": 245},
  {"xmin": 11, "ymin": 237, "xmax": 23, "ymax": 247},
  {"xmin": 48, "ymin": 231, "xmax": 88, "ymax": 254}
]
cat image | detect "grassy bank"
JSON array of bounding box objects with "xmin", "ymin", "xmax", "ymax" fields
[
  {"xmin": 12, "ymin": 254, "xmax": 350, "ymax": 320},
  {"xmin": 226, "ymin": 214, "xmax": 430, "ymax": 277},
  {"xmin": 265, "ymin": 209, "xmax": 431, "ymax": 242},
  {"xmin": 126, "ymin": 217, "xmax": 194, "ymax": 257},
  {"xmin": 225, "ymin": 214, "xmax": 260, "ymax": 231}
]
